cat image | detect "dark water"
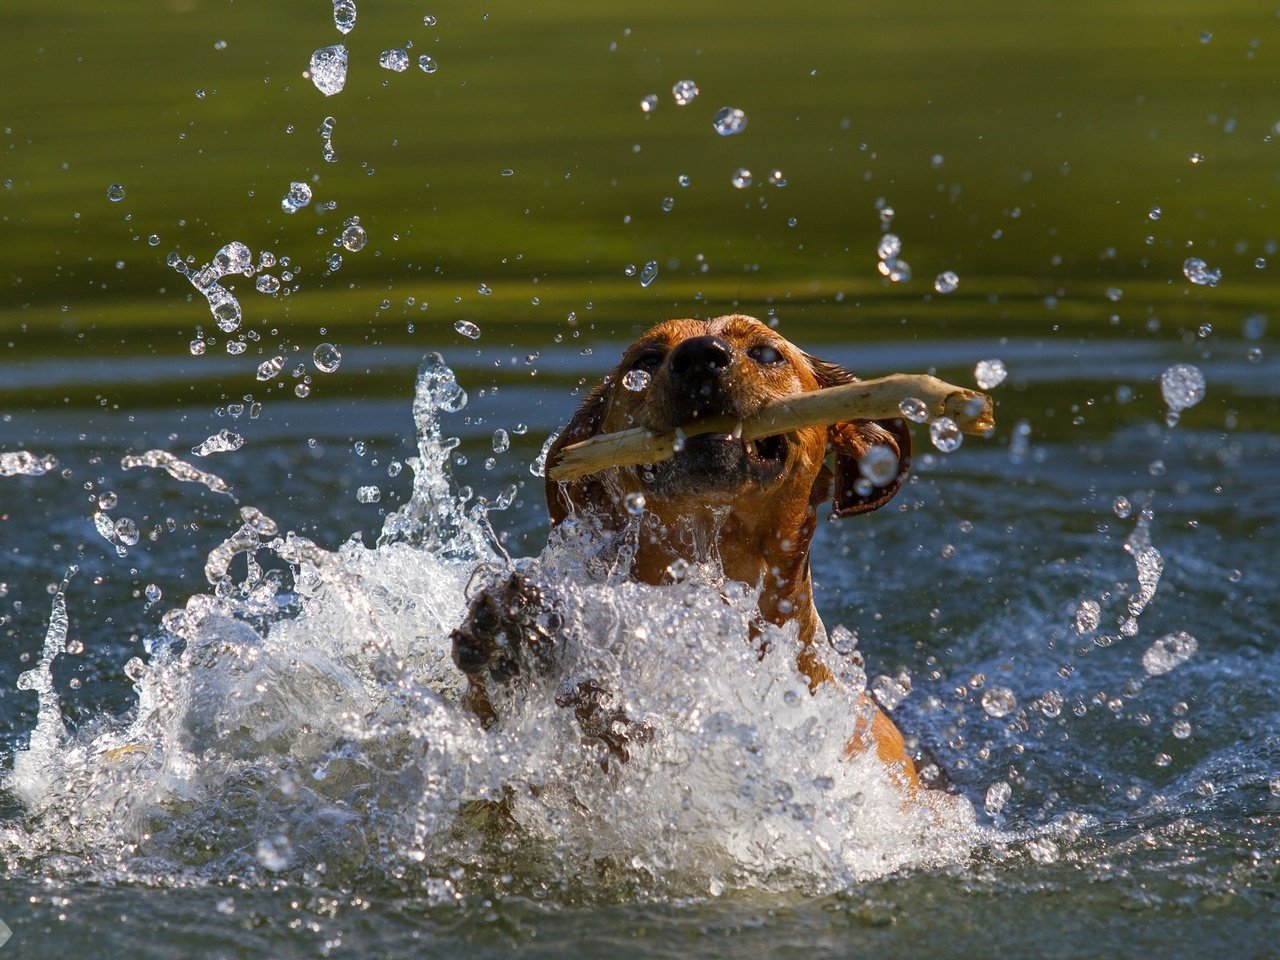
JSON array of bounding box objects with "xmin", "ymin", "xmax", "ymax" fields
[{"xmin": 2, "ymin": 0, "xmax": 1279, "ymax": 956}]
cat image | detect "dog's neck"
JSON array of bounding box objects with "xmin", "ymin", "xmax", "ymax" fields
[{"xmin": 622, "ymin": 500, "xmax": 824, "ymax": 645}]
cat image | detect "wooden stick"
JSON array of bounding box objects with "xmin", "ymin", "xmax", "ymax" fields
[{"xmin": 547, "ymin": 374, "xmax": 994, "ymax": 482}]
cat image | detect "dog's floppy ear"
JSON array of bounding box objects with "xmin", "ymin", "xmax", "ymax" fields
[
  {"xmin": 544, "ymin": 382, "xmax": 612, "ymax": 526},
  {"xmin": 806, "ymin": 354, "xmax": 912, "ymax": 517}
]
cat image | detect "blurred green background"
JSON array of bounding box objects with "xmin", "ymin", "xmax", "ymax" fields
[{"xmin": 3, "ymin": 0, "xmax": 1276, "ymax": 358}]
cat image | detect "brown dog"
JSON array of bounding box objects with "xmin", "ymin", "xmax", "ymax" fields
[{"xmin": 452, "ymin": 314, "xmax": 921, "ymax": 787}]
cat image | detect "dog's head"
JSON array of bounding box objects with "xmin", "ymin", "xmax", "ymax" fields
[{"xmin": 544, "ymin": 314, "xmax": 911, "ymax": 535}]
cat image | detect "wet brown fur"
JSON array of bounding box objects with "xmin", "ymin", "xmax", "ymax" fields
[{"xmin": 456, "ymin": 315, "xmax": 921, "ymax": 787}]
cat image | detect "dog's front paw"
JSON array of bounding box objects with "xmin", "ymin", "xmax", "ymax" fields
[
  {"xmin": 556, "ymin": 678, "xmax": 654, "ymax": 767},
  {"xmin": 450, "ymin": 572, "xmax": 562, "ymax": 683}
]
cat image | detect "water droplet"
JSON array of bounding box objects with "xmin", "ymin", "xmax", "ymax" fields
[
  {"xmin": 660, "ymin": 196, "xmax": 674, "ymax": 212},
  {"xmin": 491, "ymin": 428, "xmax": 510, "ymax": 453},
  {"xmin": 423, "ymin": 14, "xmax": 437, "ymax": 26},
  {"xmin": 256, "ymin": 356, "xmax": 286, "ymax": 381},
  {"xmin": 313, "ymin": 342, "xmax": 342, "ymax": 373},
  {"xmin": 226, "ymin": 340, "xmax": 246, "ymax": 356},
  {"xmin": 1142, "ymin": 630, "xmax": 1198, "ymax": 676},
  {"xmin": 1074, "ymin": 599, "xmax": 1101, "ymax": 634},
  {"xmin": 1026, "ymin": 837, "xmax": 1059, "ymax": 864},
  {"xmin": 190, "ymin": 339, "xmax": 207, "ymax": 356},
  {"xmin": 877, "ymin": 233, "xmax": 901, "ymax": 260},
  {"xmin": 1160, "ymin": 363, "xmax": 1205, "ymax": 413},
  {"xmin": 255, "ymin": 835, "xmax": 292, "ymax": 871},
  {"xmin": 1113, "ymin": 495, "xmax": 1132, "ymax": 519},
  {"xmin": 1148, "ymin": 205, "xmax": 1162, "ymax": 221},
  {"xmin": 974, "ymin": 358, "xmax": 1007, "ymax": 389},
  {"xmin": 333, "ymin": 0, "xmax": 357, "ymax": 34},
  {"xmin": 672, "ymin": 79, "xmax": 699, "ymax": 105},
  {"xmin": 379, "ymin": 48, "xmax": 410, "ymax": 72},
  {"xmin": 898, "ymin": 397, "xmax": 929, "ymax": 423},
  {"xmin": 356, "ymin": 485, "xmax": 381, "ymax": 503},
  {"xmin": 934, "ymin": 270, "xmax": 959, "ymax": 294},
  {"xmin": 294, "ymin": 383, "xmax": 311, "ymax": 398},
  {"xmin": 858, "ymin": 444, "xmax": 899, "ymax": 486},
  {"xmin": 106, "ymin": 183, "xmax": 126, "ymax": 202},
  {"xmin": 622, "ymin": 369, "xmax": 651, "ymax": 392},
  {"xmin": 885, "ymin": 259, "xmax": 911, "ymax": 283},
  {"xmin": 309, "ymin": 44, "xmax": 349, "ymax": 97},
  {"xmin": 731, "ymin": 167, "xmax": 752, "ymax": 189},
  {"xmin": 454, "ymin": 319, "xmax": 481, "ymax": 339},
  {"xmin": 639, "ymin": 260, "xmax": 659, "ymax": 287},
  {"xmin": 418, "ymin": 55, "xmax": 438, "ymax": 73},
  {"xmin": 981, "ymin": 685, "xmax": 1017, "ymax": 718},
  {"xmin": 929, "ymin": 416, "xmax": 963, "ymax": 453},
  {"xmin": 1171, "ymin": 719, "xmax": 1192, "ymax": 739},
  {"xmin": 1189, "ymin": 152, "xmax": 1204, "ymax": 164},
  {"xmin": 677, "ymin": 173, "xmax": 691, "ymax": 188},
  {"xmin": 712, "ymin": 106, "xmax": 747, "ymax": 136},
  {"xmin": 255, "ymin": 274, "xmax": 280, "ymax": 294},
  {"xmin": 984, "ymin": 781, "xmax": 1011, "ymax": 815},
  {"xmin": 1038, "ymin": 690, "xmax": 1064, "ymax": 718},
  {"xmin": 1182, "ymin": 257, "xmax": 1221, "ymax": 286},
  {"xmin": 624, "ymin": 491, "xmax": 646, "ymax": 516},
  {"xmin": 341, "ymin": 222, "xmax": 367, "ymax": 252},
  {"xmin": 115, "ymin": 518, "xmax": 140, "ymax": 546},
  {"xmin": 768, "ymin": 169, "xmax": 787, "ymax": 187},
  {"xmin": 206, "ymin": 287, "xmax": 242, "ymax": 332},
  {"xmin": 144, "ymin": 583, "xmax": 162, "ymax": 603},
  {"xmin": 640, "ymin": 93, "xmax": 658, "ymax": 113},
  {"xmin": 281, "ymin": 181, "xmax": 312, "ymax": 213}
]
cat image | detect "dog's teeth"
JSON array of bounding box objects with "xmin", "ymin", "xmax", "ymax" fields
[
  {"xmin": 731, "ymin": 421, "xmax": 743, "ymax": 440},
  {"xmin": 744, "ymin": 439, "xmax": 757, "ymax": 457}
]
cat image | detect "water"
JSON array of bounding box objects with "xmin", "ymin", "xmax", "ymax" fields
[
  {"xmin": 3, "ymin": 0, "xmax": 1280, "ymax": 956},
  {"xmin": 379, "ymin": 49, "xmax": 410, "ymax": 74},
  {"xmin": 309, "ymin": 44, "xmax": 348, "ymax": 96},
  {"xmin": 672, "ymin": 79, "xmax": 699, "ymax": 105},
  {"xmin": 711, "ymin": 107, "xmax": 747, "ymax": 136}
]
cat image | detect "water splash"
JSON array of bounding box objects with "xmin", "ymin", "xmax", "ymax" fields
[
  {"xmin": 2, "ymin": 357, "xmax": 978, "ymax": 897},
  {"xmin": 1120, "ymin": 501, "xmax": 1164, "ymax": 634},
  {"xmin": 712, "ymin": 107, "xmax": 747, "ymax": 136},
  {"xmin": 332, "ymin": 0, "xmax": 356, "ymax": 34},
  {"xmin": 0, "ymin": 451, "xmax": 59, "ymax": 476},
  {"xmin": 10, "ymin": 570, "xmax": 75, "ymax": 805},
  {"xmin": 672, "ymin": 80, "xmax": 698, "ymax": 105},
  {"xmin": 121, "ymin": 449, "xmax": 235, "ymax": 498},
  {"xmin": 190, "ymin": 429, "xmax": 246, "ymax": 458},
  {"xmin": 168, "ymin": 242, "xmax": 253, "ymax": 332},
  {"xmin": 379, "ymin": 48, "xmax": 410, "ymax": 73},
  {"xmin": 309, "ymin": 44, "xmax": 348, "ymax": 96}
]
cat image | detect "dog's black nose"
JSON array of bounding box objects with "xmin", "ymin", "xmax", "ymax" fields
[
  {"xmin": 667, "ymin": 335, "xmax": 735, "ymax": 420},
  {"xmin": 669, "ymin": 335, "xmax": 732, "ymax": 381}
]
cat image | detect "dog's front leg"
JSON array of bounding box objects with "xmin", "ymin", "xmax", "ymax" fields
[{"xmin": 450, "ymin": 571, "xmax": 563, "ymax": 727}]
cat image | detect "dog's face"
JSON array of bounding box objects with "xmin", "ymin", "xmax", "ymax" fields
[{"xmin": 545, "ymin": 316, "xmax": 911, "ymax": 561}]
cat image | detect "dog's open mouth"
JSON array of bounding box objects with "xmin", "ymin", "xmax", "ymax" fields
[{"xmin": 640, "ymin": 427, "xmax": 789, "ymax": 494}]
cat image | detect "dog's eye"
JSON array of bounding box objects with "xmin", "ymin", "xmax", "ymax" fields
[
  {"xmin": 630, "ymin": 349, "xmax": 665, "ymax": 373},
  {"xmin": 748, "ymin": 344, "xmax": 785, "ymax": 366}
]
